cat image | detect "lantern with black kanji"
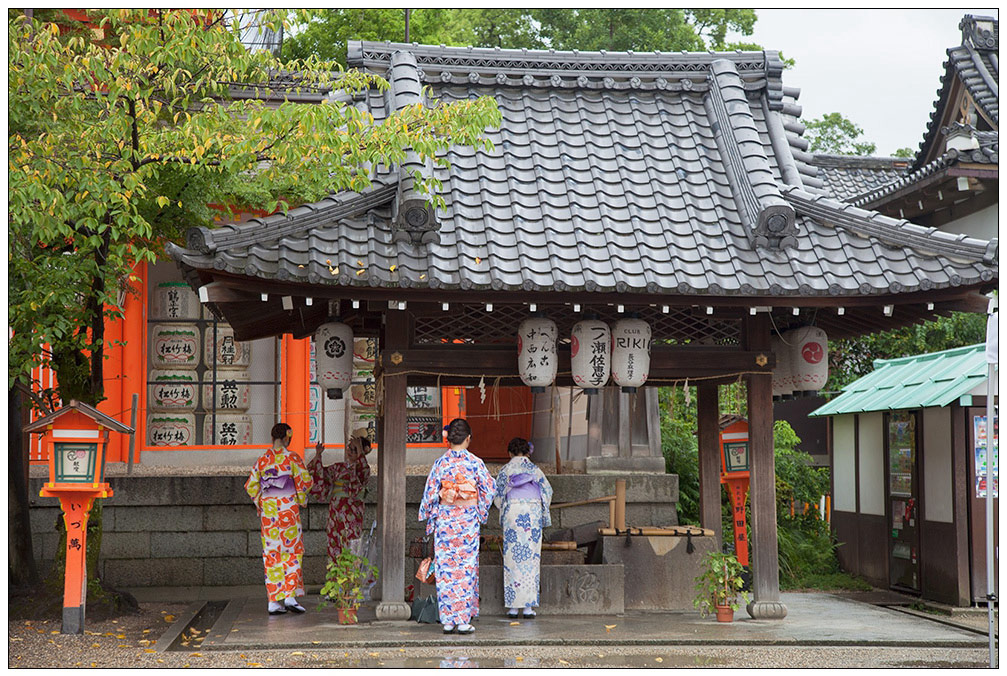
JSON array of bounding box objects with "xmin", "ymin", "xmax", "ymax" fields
[
  {"xmin": 571, "ymin": 318, "xmax": 610, "ymax": 394},
  {"xmin": 611, "ymin": 317, "xmax": 652, "ymax": 393},
  {"xmin": 787, "ymin": 326, "xmax": 828, "ymax": 394},
  {"xmin": 517, "ymin": 317, "xmax": 558, "ymax": 393},
  {"xmin": 314, "ymin": 322, "xmax": 353, "ymax": 399}
]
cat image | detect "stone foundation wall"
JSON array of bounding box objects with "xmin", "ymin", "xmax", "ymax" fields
[{"xmin": 28, "ymin": 473, "xmax": 678, "ymax": 588}]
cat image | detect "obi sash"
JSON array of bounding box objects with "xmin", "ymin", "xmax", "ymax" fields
[
  {"xmin": 260, "ymin": 469, "xmax": 295, "ymax": 498},
  {"xmin": 506, "ymin": 472, "xmax": 542, "ymax": 500},
  {"xmin": 440, "ymin": 477, "xmax": 478, "ymax": 507}
]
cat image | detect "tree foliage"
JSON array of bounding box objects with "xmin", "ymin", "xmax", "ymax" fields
[
  {"xmin": 804, "ymin": 112, "xmax": 877, "ymax": 156},
  {"xmin": 826, "ymin": 312, "xmax": 987, "ymax": 394},
  {"xmin": 282, "ymin": 9, "xmax": 760, "ymax": 66},
  {"xmin": 8, "ymin": 9, "xmax": 501, "ymax": 408}
]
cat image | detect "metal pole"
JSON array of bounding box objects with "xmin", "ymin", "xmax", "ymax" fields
[
  {"xmin": 985, "ymin": 299, "xmax": 998, "ymax": 669},
  {"xmin": 404, "ymin": 9, "xmax": 411, "ymax": 42},
  {"xmin": 126, "ymin": 393, "xmax": 138, "ymax": 475}
]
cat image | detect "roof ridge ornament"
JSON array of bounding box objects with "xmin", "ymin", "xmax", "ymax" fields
[
  {"xmin": 387, "ymin": 50, "xmax": 440, "ymax": 245},
  {"xmin": 961, "ymin": 15, "xmax": 998, "ymax": 51},
  {"xmin": 706, "ymin": 59, "xmax": 797, "ymax": 249}
]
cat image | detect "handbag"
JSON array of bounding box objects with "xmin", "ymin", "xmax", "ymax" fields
[
  {"xmin": 415, "ymin": 536, "xmax": 435, "ymax": 585},
  {"xmin": 410, "ymin": 594, "xmax": 440, "ymax": 623}
]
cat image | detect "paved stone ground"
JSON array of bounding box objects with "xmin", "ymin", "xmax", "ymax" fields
[{"xmin": 13, "ymin": 590, "xmax": 996, "ymax": 669}]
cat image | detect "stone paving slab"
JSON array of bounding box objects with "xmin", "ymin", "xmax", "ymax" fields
[{"xmin": 195, "ymin": 593, "xmax": 988, "ymax": 650}]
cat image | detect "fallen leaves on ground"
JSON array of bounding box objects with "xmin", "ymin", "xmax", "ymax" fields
[
  {"xmin": 604, "ymin": 624, "xmax": 617, "ymax": 633},
  {"xmin": 509, "ymin": 621, "xmax": 520, "ymax": 626},
  {"xmin": 163, "ymin": 615, "xmax": 176, "ymax": 623},
  {"xmin": 655, "ymin": 657, "xmax": 664, "ymax": 663}
]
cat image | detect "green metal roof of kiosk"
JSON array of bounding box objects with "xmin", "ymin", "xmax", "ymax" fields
[{"xmin": 810, "ymin": 343, "xmax": 992, "ymax": 417}]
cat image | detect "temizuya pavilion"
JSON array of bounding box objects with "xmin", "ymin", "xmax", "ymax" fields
[{"xmin": 170, "ymin": 41, "xmax": 999, "ymax": 620}]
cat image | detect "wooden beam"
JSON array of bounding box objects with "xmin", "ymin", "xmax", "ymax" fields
[
  {"xmin": 744, "ymin": 314, "xmax": 786, "ymax": 619},
  {"xmin": 379, "ymin": 345, "xmax": 774, "ymax": 380},
  {"xmin": 697, "ymin": 382, "xmax": 723, "ymax": 546}
]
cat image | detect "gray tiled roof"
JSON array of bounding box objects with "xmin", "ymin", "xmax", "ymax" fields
[
  {"xmin": 849, "ymin": 128, "xmax": 998, "ymax": 208},
  {"xmin": 807, "ymin": 155, "xmax": 910, "ymax": 202},
  {"xmin": 169, "ymin": 41, "xmax": 998, "ymax": 303},
  {"xmin": 914, "ymin": 14, "xmax": 998, "ymax": 171}
]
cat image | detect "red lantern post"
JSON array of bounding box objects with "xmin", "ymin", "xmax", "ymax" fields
[
  {"xmin": 720, "ymin": 418, "xmax": 751, "ymax": 566},
  {"xmin": 24, "ymin": 401, "xmax": 133, "ymax": 634}
]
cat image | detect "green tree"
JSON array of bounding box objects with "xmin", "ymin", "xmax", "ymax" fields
[
  {"xmin": 804, "ymin": 112, "xmax": 877, "ymax": 155},
  {"xmin": 892, "ymin": 146, "xmax": 915, "ymax": 159},
  {"xmin": 282, "ymin": 8, "xmax": 762, "ymax": 65},
  {"xmin": 10, "ymin": 8, "xmax": 499, "ymax": 407},
  {"xmin": 8, "ymin": 8, "xmax": 499, "ymax": 599},
  {"xmin": 826, "ymin": 313, "xmax": 987, "ymax": 394}
]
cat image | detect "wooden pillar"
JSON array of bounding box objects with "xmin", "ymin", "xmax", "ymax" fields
[
  {"xmin": 697, "ymin": 382, "xmax": 723, "ymax": 545},
  {"xmin": 375, "ymin": 311, "xmax": 410, "ymax": 620},
  {"xmin": 744, "ymin": 313, "xmax": 787, "ymax": 619}
]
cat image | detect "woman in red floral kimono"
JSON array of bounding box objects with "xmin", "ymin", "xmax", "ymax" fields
[
  {"xmin": 309, "ymin": 435, "xmax": 371, "ymax": 565},
  {"xmin": 246, "ymin": 422, "xmax": 312, "ymax": 615}
]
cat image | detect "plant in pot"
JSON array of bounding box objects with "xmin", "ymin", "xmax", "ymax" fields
[
  {"xmin": 693, "ymin": 550, "xmax": 750, "ymax": 622},
  {"xmin": 319, "ymin": 549, "xmax": 379, "ymax": 624}
]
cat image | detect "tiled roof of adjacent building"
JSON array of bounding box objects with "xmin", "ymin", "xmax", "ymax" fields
[
  {"xmin": 914, "ymin": 14, "xmax": 998, "ymax": 171},
  {"xmin": 169, "ymin": 40, "xmax": 997, "ymax": 306},
  {"xmin": 807, "ymin": 154, "xmax": 910, "ymax": 202}
]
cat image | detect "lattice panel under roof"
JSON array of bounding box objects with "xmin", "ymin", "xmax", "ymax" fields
[{"xmin": 413, "ymin": 304, "xmax": 740, "ymax": 346}]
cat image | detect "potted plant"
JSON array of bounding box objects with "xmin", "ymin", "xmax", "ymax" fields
[
  {"xmin": 693, "ymin": 550, "xmax": 750, "ymax": 622},
  {"xmin": 319, "ymin": 549, "xmax": 379, "ymax": 624}
]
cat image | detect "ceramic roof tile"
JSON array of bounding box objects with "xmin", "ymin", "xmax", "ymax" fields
[{"xmin": 170, "ymin": 41, "xmax": 997, "ymax": 301}]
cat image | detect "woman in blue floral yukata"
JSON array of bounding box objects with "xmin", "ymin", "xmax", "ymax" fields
[
  {"xmin": 493, "ymin": 437, "xmax": 553, "ymax": 619},
  {"xmin": 418, "ymin": 418, "xmax": 495, "ymax": 634}
]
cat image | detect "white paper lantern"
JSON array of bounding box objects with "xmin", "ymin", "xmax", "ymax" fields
[
  {"xmin": 611, "ymin": 318, "xmax": 652, "ymax": 393},
  {"xmin": 771, "ymin": 336, "xmax": 794, "ymax": 400},
  {"xmin": 314, "ymin": 322, "xmax": 354, "ymax": 399},
  {"xmin": 517, "ymin": 317, "xmax": 558, "ymax": 393},
  {"xmin": 151, "ymin": 323, "xmax": 201, "ymax": 369},
  {"xmin": 571, "ymin": 319, "xmax": 611, "ymax": 394},
  {"xmin": 148, "ymin": 370, "xmax": 199, "ymax": 411},
  {"xmin": 787, "ymin": 326, "xmax": 828, "ymax": 393}
]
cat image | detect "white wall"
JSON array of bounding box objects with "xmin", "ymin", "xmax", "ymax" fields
[
  {"xmin": 923, "ymin": 406, "xmax": 954, "ymax": 523},
  {"xmin": 941, "ymin": 203, "xmax": 997, "ymax": 241},
  {"xmin": 833, "ymin": 415, "xmax": 857, "ymax": 511},
  {"xmin": 858, "ymin": 412, "xmax": 885, "ymax": 516}
]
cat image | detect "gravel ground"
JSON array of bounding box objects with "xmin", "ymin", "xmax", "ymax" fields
[{"xmin": 8, "ymin": 602, "xmax": 995, "ymax": 669}]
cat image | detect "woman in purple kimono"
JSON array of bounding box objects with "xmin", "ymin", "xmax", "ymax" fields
[{"xmin": 418, "ymin": 418, "xmax": 494, "ymax": 634}]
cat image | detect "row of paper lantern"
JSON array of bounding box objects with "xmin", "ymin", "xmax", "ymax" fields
[
  {"xmin": 771, "ymin": 326, "xmax": 829, "ymax": 398},
  {"xmin": 521, "ymin": 317, "xmax": 653, "ymax": 394}
]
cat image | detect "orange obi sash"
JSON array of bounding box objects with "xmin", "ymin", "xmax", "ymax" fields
[{"xmin": 440, "ymin": 477, "xmax": 478, "ymax": 507}]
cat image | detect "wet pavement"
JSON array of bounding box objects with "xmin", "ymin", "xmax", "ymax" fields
[{"xmin": 179, "ymin": 591, "xmax": 988, "ymax": 652}]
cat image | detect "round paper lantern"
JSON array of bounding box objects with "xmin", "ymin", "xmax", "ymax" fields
[
  {"xmin": 771, "ymin": 336, "xmax": 794, "ymax": 400},
  {"xmin": 787, "ymin": 326, "xmax": 828, "ymax": 394},
  {"xmin": 611, "ymin": 318, "xmax": 652, "ymax": 393},
  {"xmin": 314, "ymin": 322, "xmax": 353, "ymax": 399},
  {"xmin": 517, "ymin": 317, "xmax": 558, "ymax": 393},
  {"xmin": 571, "ymin": 319, "xmax": 611, "ymax": 394},
  {"xmin": 150, "ymin": 323, "xmax": 201, "ymax": 369},
  {"xmin": 148, "ymin": 370, "xmax": 199, "ymax": 411}
]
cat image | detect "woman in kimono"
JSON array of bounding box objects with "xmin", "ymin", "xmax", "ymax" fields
[
  {"xmin": 309, "ymin": 435, "xmax": 371, "ymax": 565},
  {"xmin": 494, "ymin": 437, "xmax": 553, "ymax": 618},
  {"xmin": 418, "ymin": 418, "xmax": 495, "ymax": 634},
  {"xmin": 245, "ymin": 422, "xmax": 313, "ymax": 615}
]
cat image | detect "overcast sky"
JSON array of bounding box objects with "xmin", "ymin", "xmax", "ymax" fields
[{"xmin": 728, "ymin": 8, "xmax": 999, "ymax": 156}]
